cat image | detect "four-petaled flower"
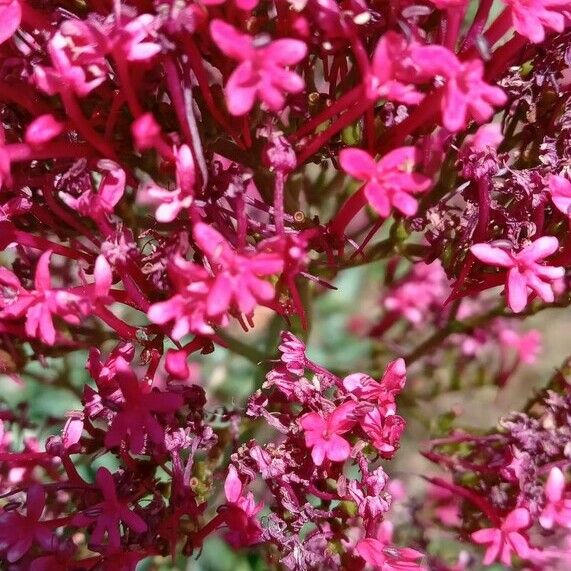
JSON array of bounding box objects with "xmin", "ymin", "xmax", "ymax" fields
[
  {"xmin": 471, "ymin": 507, "xmax": 531, "ymax": 566},
  {"xmin": 299, "ymin": 401, "xmax": 357, "ymax": 466},
  {"xmin": 539, "ymin": 467, "xmax": 571, "ymax": 529},
  {"xmin": 340, "ymin": 147, "xmax": 431, "ymax": 218},
  {"xmin": 471, "ymin": 237, "xmax": 564, "ymax": 313},
  {"xmin": 210, "ymin": 20, "xmax": 307, "ymax": 115},
  {"xmin": 72, "ymin": 467, "xmax": 147, "ymax": 548}
]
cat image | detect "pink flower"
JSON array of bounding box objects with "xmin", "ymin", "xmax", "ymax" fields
[
  {"xmin": 441, "ymin": 59, "xmax": 507, "ymax": 132},
  {"xmin": 299, "ymin": 401, "xmax": 357, "ymax": 466},
  {"xmin": 340, "ymin": 147, "xmax": 431, "ymax": 217},
  {"xmin": 60, "ymin": 161, "xmax": 125, "ymax": 219},
  {"xmin": 382, "ymin": 261, "xmax": 449, "ymax": 324},
  {"xmin": 0, "ymin": 485, "xmax": 52, "ymax": 562},
  {"xmin": 470, "ymin": 237, "xmax": 564, "ymax": 313},
  {"xmin": 131, "ymin": 113, "xmax": 161, "ymax": 150},
  {"xmin": 72, "ymin": 468, "xmax": 147, "ymax": 549},
  {"xmin": 367, "ymin": 32, "xmax": 426, "ymax": 104},
  {"xmin": 147, "ymin": 258, "xmax": 222, "ymax": 339},
  {"xmin": 356, "ymin": 522, "xmax": 424, "ymax": 570},
  {"xmin": 104, "ymin": 357, "xmax": 183, "ymax": 453},
  {"xmin": 223, "ymin": 465, "xmax": 263, "ymax": 547},
  {"xmin": 203, "ymin": 0, "xmax": 259, "ymax": 11},
  {"xmin": 193, "ymin": 223, "xmax": 284, "ymax": 318},
  {"xmin": 503, "ymin": 0, "xmax": 569, "ymax": 43},
  {"xmin": 24, "ymin": 115, "xmax": 65, "ymax": 146},
  {"xmin": 210, "ymin": 20, "xmax": 306, "ymax": 115},
  {"xmin": 0, "ymin": 1, "xmax": 20, "ymax": 46},
  {"xmin": 0, "ymin": 251, "xmax": 111, "ymax": 345},
  {"xmin": 142, "ymin": 145, "xmax": 195, "ymax": 222},
  {"xmin": 113, "ymin": 14, "xmax": 161, "ymax": 61},
  {"xmin": 343, "ymin": 358, "xmax": 406, "ymax": 415},
  {"xmin": 471, "ymin": 508, "xmax": 531, "ymax": 566},
  {"xmin": 549, "ymin": 174, "xmax": 571, "ymax": 216},
  {"xmin": 499, "ymin": 328, "xmax": 542, "ymax": 364},
  {"xmin": 33, "ymin": 21, "xmax": 107, "ymax": 96},
  {"xmin": 539, "ymin": 467, "xmax": 571, "ymax": 529},
  {"xmin": 362, "ymin": 408, "xmax": 406, "ymax": 458}
]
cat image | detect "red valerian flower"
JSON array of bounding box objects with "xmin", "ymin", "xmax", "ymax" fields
[
  {"xmin": 0, "ymin": 485, "xmax": 53, "ymax": 563},
  {"xmin": 471, "ymin": 507, "xmax": 531, "ymax": 566},
  {"xmin": 299, "ymin": 401, "xmax": 357, "ymax": 465},
  {"xmin": 471, "ymin": 237, "xmax": 564, "ymax": 313},
  {"xmin": 72, "ymin": 468, "xmax": 147, "ymax": 549},
  {"xmin": 223, "ymin": 465, "xmax": 263, "ymax": 547},
  {"xmin": 0, "ymin": 251, "xmax": 111, "ymax": 345},
  {"xmin": 209, "ymin": 20, "xmax": 307, "ymax": 115},
  {"xmin": 356, "ymin": 521, "xmax": 425, "ymax": 570},
  {"xmin": 549, "ymin": 174, "xmax": 571, "ymax": 216},
  {"xmin": 0, "ymin": 0, "xmax": 20, "ymax": 46},
  {"xmin": 340, "ymin": 147, "xmax": 431, "ymax": 217},
  {"xmin": 539, "ymin": 467, "xmax": 571, "ymax": 529},
  {"xmin": 104, "ymin": 357, "xmax": 183, "ymax": 454},
  {"xmin": 193, "ymin": 223, "xmax": 284, "ymax": 318},
  {"xmin": 343, "ymin": 358, "xmax": 406, "ymax": 415},
  {"xmin": 362, "ymin": 408, "xmax": 406, "ymax": 457},
  {"xmin": 503, "ymin": 0, "xmax": 569, "ymax": 43},
  {"xmin": 440, "ymin": 59, "xmax": 508, "ymax": 133}
]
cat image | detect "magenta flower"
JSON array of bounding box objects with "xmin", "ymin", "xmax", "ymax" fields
[
  {"xmin": 147, "ymin": 258, "xmax": 221, "ymax": 339},
  {"xmin": 223, "ymin": 465, "xmax": 263, "ymax": 547},
  {"xmin": 299, "ymin": 401, "xmax": 357, "ymax": 466},
  {"xmin": 470, "ymin": 237, "xmax": 564, "ymax": 313},
  {"xmin": 539, "ymin": 467, "xmax": 571, "ymax": 529},
  {"xmin": 362, "ymin": 408, "xmax": 406, "ymax": 457},
  {"xmin": 367, "ymin": 32, "xmax": 425, "ymax": 104},
  {"xmin": 340, "ymin": 147, "xmax": 431, "ymax": 218},
  {"xmin": 142, "ymin": 144, "xmax": 195, "ymax": 222},
  {"xmin": 0, "ymin": 0, "xmax": 20, "ymax": 46},
  {"xmin": 104, "ymin": 357, "xmax": 183, "ymax": 453},
  {"xmin": 72, "ymin": 467, "xmax": 147, "ymax": 549},
  {"xmin": 356, "ymin": 521, "xmax": 424, "ymax": 570},
  {"xmin": 441, "ymin": 59, "xmax": 507, "ymax": 132},
  {"xmin": 343, "ymin": 358, "xmax": 406, "ymax": 415},
  {"xmin": 0, "ymin": 251, "xmax": 110, "ymax": 345},
  {"xmin": 499, "ymin": 328, "xmax": 542, "ymax": 364},
  {"xmin": 60, "ymin": 161, "xmax": 125, "ymax": 220},
  {"xmin": 549, "ymin": 174, "xmax": 571, "ymax": 216},
  {"xmin": 25, "ymin": 115, "xmax": 65, "ymax": 146},
  {"xmin": 193, "ymin": 223, "xmax": 284, "ymax": 318},
  {"xmin": 112, "ymin": 13, "xmax": 161, "ymax": 61},
  {"xmin": 503, "ymin": 0, "xmax": 569, "ymax": 43},
  {"xmin": 0, "ymin": 485, "xmax": 52, "ymax": 562},
  {"xmin": 33, "ymin": 21, "xmax": 107, "ymax": 97},
  {"xmin": 471, "ymin": 508, "xmax": 531, "ymax": 566},
  {"xmin": 209, "ymin": 20, "xmax": 306, "ymax": 116}
]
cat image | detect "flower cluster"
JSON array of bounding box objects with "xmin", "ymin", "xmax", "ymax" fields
[{"xmin": 0, "ymin": 0, "xmax": 570, "ymax": 569}]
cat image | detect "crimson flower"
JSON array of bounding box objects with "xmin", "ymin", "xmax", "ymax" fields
[
  {"xmin": 300, "ymin": 401, "xmax": 357, "ymax": 466},
  {"xmin": 471, "ymin": 237, "xmax": 564, "ymax": 313},
  {"xmin": 340, "ymin": 147, "xmax": 431, "ymax": 218},
  {"xmin": 104, "ymin": 357, "xmax": 183, "ymax": 453},
  {"xmin": 0, "ymin": 485, "xmax": 52, "ymax": 563},
  {"xmin": 72, "ymin": 468, "xmax": 147, "ymax": 549},
  {"xmin": 210, "ymin": 20, "xmax": 307, "ymax": 115}
]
